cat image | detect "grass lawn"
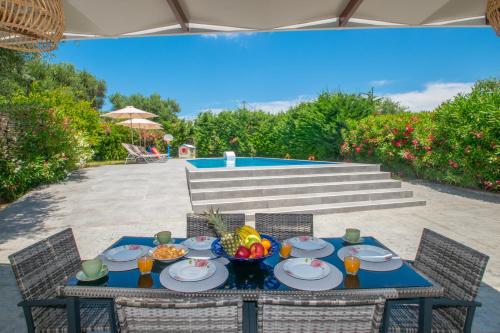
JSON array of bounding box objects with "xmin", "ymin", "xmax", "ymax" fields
[{"xmin": 85, "ymin": 160, "xmax": 124, "ymax": 168}]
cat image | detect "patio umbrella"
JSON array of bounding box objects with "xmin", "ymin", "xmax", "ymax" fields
[
  {"xmin": 102, "ymin": 106, "xmax": 158, "ymax": 144},
  {"xmin": 117, "ymin": 118, "xmax": 163, "ymax": 147}
]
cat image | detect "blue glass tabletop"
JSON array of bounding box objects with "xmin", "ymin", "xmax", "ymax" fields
[{"xmin": 66, "ymin": 236, "xmax": 433, "ymax": 292}]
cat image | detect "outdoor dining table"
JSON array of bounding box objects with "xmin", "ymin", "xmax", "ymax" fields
[{"xmin": 60, "ymin": 236, "xmax": 444, "ymax": 333}]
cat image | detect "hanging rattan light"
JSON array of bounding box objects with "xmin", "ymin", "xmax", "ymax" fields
[
  {"xmin": 487, "ymin": 0, "xmax": 500, "ymax": 36},
  {"xmin": 0, "ymin": 0, "xmax": 64, "ymax": 52}
]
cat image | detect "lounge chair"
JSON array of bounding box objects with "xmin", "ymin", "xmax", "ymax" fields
[{"xmin": 122, "ymin": 143, "xmax": 168, "ymax": 164}]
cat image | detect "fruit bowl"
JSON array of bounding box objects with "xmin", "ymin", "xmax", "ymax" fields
[{"xmin": 211, "ymin": 234, "xmax": 279, "ymax": 263}]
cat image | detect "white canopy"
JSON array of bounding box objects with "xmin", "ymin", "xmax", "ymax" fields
[
  {"xmin": 117, "ymin": 118, "xmax": 163, "ymax": 130},
  {"xmin": 102, "ymin": 106, "xmax": 158, "ymax": 119},
  {"xmin": 62, "ymin": 0, "xmax": 490, "ymax": 40}
]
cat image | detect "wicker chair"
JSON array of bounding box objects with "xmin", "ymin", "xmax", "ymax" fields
[
  {"xmin": 115, "ymin": 296, "xmax": 243, "ymax": 332},
  {"xmin": 383, "ymin": 228, "xmax": 489, "ymax": 333},
  {"xmin": 8, "ymin": 228, "xmax": 117, "ymax": 333},
  {"xmin": 254, "ymin": 213, "xmax": 313, "ymax": 240},
  {"xmin": 257, "ymin": 296, "xmax": 386, "ymax": 333},
  {"xmin": 186, "ymin": 213, "xmax": 245, "ymax": 238}
]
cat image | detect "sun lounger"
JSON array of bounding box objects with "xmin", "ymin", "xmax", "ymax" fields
[{"xmin": 122, "ymin": 143, "xmax": 168, "ymax": 164}]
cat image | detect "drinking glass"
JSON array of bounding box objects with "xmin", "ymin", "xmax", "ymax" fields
[
  {"xmin": 344, "ymin": 255, "xmax": 361, "ymax": 275},
  {"xmin": 137, "ymin": 255, "xmax": 153, "ymax": 275},
  {"xmin": 279, "ymin": 242, "xmax": 292, "ymax": 258}
]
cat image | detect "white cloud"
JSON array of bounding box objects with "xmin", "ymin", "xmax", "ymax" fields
[
  {"xmin": 248, "ymin": 96, "xmax": 313, "ymax": 114},
  {"xmin": 198, "ymin": 96, "xmax": 313, "ymax": 115},
  {"xmin": 370, "ymin": 80, "xmax": 393, "ymax": 87},
  {"xmin": 385, "ymin": 82, "xmax": 473, "ymax": 111}
]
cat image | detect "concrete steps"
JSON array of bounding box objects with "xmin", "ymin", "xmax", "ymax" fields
[
  {"xmin": 190, "ymin": 179, "xmax": 402, "ymax": 201},
  {"xmin": 189, "ymin": 172, "xmax": 391, "ymax": 189},
  {"xmin": 227, "ymin": 198, "xmax": 427, "ymax": 221},
  {"xmin": 186, "ymin": 162, "xmax": 426, "ymax": 215},
  {"xmin": 192, "ymin": 188, "xmax": 415, "ymax": 213}
]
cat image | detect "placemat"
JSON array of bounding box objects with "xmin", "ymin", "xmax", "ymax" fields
[
  {"xmin": 159, "ymin": 261, "xmax": 229, "ymax": 292},
  {"xmin": 274, "ymin": 260, "xmax": 343, "ymax": 291},
  {"xmin": 98, "ymin": 245, "xmax": 152, "ymax": 272},
  {"xmin": 289, "ymin": 242, "xmax": 335, "ymax": 259},
  {"xmin": 337, "ymin": 246, "xmax": 403, "ymax": 272}
]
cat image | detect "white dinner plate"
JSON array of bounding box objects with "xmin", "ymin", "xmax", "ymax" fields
[
  {"xmin": 182, "ymin": 236, "xmax": 217, "ymax": 251},
  {"xmin": 288, "ymin": 236, "xmax": 328, "ymax": 251},
  {"xmin": 283, "ymin": 258, "xmax": 331, "ymax": 280},
  {"xmin": 168, "ymin": 259, "xmax": 216, "ymax": 282},
  {"xmin": 103, "ymin": 245, "xmax": 150, "ymax": 262},
  {"xmin": 348, "ymin": 245, "xmax": 393, "ymax": 262}
]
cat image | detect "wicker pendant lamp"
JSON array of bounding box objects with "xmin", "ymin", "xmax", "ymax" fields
[
  {"xmin": 487, "ymin": 0, "xmax": 500, "ymax": 36},
  {"xmin": 0, "ymin": 0, "xmax": 64, "ymax": 52}
]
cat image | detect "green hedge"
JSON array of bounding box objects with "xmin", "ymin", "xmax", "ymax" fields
[{"xmin": 341, "ymin": 80, "xmax": 500, "ymax": 191}]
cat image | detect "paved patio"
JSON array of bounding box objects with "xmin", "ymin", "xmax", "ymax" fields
[{"xmin": 0, "ymin": 159, "xmax": 499, "ymax": 333}]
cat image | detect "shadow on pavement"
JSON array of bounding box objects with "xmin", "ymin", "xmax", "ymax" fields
[
  {"xmin": 0, "ymin": 191, "xmax": 61, "ymax": 245},
  {"xmin": 407, "ymin": 179, "xmax": 500, "ymax": 204}
]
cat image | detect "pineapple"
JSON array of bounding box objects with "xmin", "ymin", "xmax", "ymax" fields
[{"xmin": 205, "ymin": 207, "xmax": 241, "ymax": 256}]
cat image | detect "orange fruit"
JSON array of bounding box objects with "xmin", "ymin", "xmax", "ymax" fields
[
  {"xmin": 264, "ymin": 248, "xmax": 269, "ymax": 256},
  {"xmin": 261, "ymin": 239, "xmax": 271, "ymax": 250}
]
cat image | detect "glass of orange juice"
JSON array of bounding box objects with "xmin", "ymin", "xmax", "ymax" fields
[
  {"xmin": 344, "ymin": 255, "xmax": 361, "ymax": 275},
  {"xmin": 279, "ymin": 242, "xmax": 292, "ymax": 258},
  {"xmin": 137, "ymin": 255, "xmax": 153, "ymax": 275}
]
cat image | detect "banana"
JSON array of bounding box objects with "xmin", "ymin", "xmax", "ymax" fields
[{"xmin": 237, "ymin": 226, "xmax": 261, "ymax": 242}]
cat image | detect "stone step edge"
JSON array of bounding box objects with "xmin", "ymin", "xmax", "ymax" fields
[{"xmin": 192, "ymin": 188, "xmax": 413, "ymax": 205}]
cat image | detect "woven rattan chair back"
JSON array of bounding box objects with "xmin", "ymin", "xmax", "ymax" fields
[
  {"xmin": 257, "ymin": 296, "xmax": 386, "ymax": 333},
  {"xmin": 115, "ymin": 296, "xmax": 243, "ymax": 332},
  {"xmin": 186, "ymin": 213, "xmax": 245, "ymax": 238},
  {"xmin": 414, "ymin": 228, "xmax": 489, "ymax": 329},
  {"xmin": 8, "ymin": 228, "xmax": 81, "ymax": 322},
  {"xmin": 254, "ymin": 213, "xmax": 313, "ymax": 240}
]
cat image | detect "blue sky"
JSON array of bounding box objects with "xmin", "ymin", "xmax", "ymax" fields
[{"xmin": 51, "ymin": 27, "xmax": 499, "ymax": 117}]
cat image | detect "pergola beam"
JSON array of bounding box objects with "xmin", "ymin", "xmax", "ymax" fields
[
  {"xmin": 338, "ymin": 0, "xmax": 364, "ymax": 27},
  {"xmin": 166, "ymin": 0, "xmax": 189, "ymax": 32}
]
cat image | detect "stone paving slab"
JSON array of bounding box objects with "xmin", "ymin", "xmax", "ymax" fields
[{"xmin": 0, "ymin": 159, "xmax": 498, "ymax": 333}]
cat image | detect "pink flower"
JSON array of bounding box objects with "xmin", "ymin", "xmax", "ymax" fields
[
  {"xmin": 423, "ymin": 146, "xmax": 432, "ymax": 151},
  {"xmin": 195, "ymin": 236, "xmax": 207, "ymax": 241},
  {"xmin": 448, "ymin": 160, "xmax": 458, "ymax": 169},
  {"xmin": 298, "ymin": 236, "xmax": 311, "ymax": 242},
  {"xmin": 393, "ymin": 140, "xmax": 402, "ymax": 148},
  {"xmin": 412, "ymin": 139, "xmax": 419, "ymax": 146},
  {"xmin": 195, "ymin": 259, "xmax": 208, "ymax": 267},
  {"xmin": 355, "ymin": 147, "xmax": 361, "ymax": 153},
  {"xmin": 403, "ymin": 150, "xmax": 415, "ymax": 161},
  {"xmin": 405, "ymin": 125, "xmax": 414, "ymax": 133},
  {"xmin": 311, "ymin": 259, "xmax": 323, "ymax": 268},
  {"xmin": 392, "ymin": 128, "xmax": 399, "ymax": 134},
  {"xmin": 128, "ymin": 245, "xmax": 141, "ymax": 250},
  {"xmin": 428, "ymin": 134, "xmax": 435, "ymax": 142}
]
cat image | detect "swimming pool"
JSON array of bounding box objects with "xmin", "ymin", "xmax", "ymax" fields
[{"xmin": 187, "ymin": 157, "xmax": 336, "ymax": 169}]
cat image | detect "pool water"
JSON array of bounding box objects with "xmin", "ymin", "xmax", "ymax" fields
[{"xmin": 187, "ymin": 157, "xmax": 336, "ymax": 169}]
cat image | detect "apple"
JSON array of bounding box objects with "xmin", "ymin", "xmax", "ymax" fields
[
  {"xmin": 250, "ymin": 243, "xmax": 265, "ymax": 258},
  {"xmin": 234, "ymin": 245, "xmax": 250, "ymax": 258}
]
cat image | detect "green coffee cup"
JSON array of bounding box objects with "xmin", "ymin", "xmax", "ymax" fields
[
  {"xmin": 155, "ymin": 231, "xmax": 172, "ymax": 244},
  {"xmin": 345, "ymin": 228, "xmax": 361, "ymax": 243},
  {"xmin": 82, "ymin": 259, "xmax": 103, "ymax": 278}
]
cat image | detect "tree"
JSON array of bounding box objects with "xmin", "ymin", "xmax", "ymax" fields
[
  {"xmin": 0, "ymin": 49, "xmax": 32, "ymax": 97},
  {"xmin": 25, "ymin": 58, "xmax": 107, "ymax": 109},
  {"xmin": 109, "ymin": 93, "xmax": 180, "ymax": 121}
]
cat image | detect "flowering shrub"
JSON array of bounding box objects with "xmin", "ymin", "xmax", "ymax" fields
[
  {"xmin": 0, "ymin": 90, "xmax": 98, "ymax": 203},
  {"xmin": 341, "ymin": 79, "xmax": 500, "ymax": 191}
]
